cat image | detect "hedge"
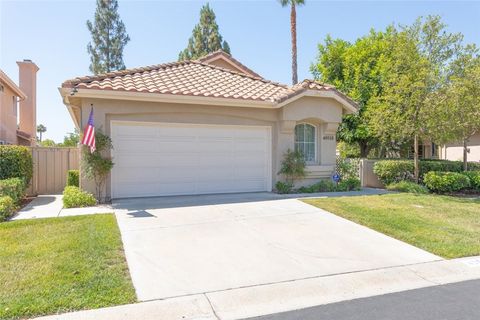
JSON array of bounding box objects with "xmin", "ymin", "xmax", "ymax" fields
[
  {"xmin": 423, "ymin": 172, "xmax": 471, "ymax": 193},
  {"xmin": 0, "ymin": 146, "xmax": 33, "ymax": 185},
  {"xmin": 463, "ymin": 171, "xmax": 480, "ymax": 191},
  {"xmin": 373, "ymin": 159, "xmax": 480, "ymax": 185},
  {"xmin": 67, "ymin": 170, "xmax": 80, "ymax": 187},
  {"xmin": 0, "ymin": 178, "xmax": 25, "ymax": 204},
  {"xmin": 63, "ymin": 186, "xmax": 96, "ymax": 208},
  {"xmin": 0, "ymin": 196, "xmax": 16, "ymax": 221}
]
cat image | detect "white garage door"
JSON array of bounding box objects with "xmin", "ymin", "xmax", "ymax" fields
[{"xmin": 111, "ymin": 121, "xmax": 272, "ymax": 198}]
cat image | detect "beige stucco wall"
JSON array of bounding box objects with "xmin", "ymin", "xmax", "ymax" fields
[
  {"xmin": 438, "ymin": 133, "xmax": 480, "ymax": 162},
  {"xmin": 0, "ymin": 84, "xmax": 19, "ymax": 144},
  {"xmin": 78, "ymin": 96, "xmax": 344, "ymax": 199}
]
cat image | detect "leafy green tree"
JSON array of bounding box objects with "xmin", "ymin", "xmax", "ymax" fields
[
  {"xmin": 178, "ymin": 3, "xmax": 231, "ymax": 61},
  {"xmin": 279, "ymin": 0, "xmax": 305, "ymax": 84},
  {"xmin": 39, "ymin": 139, "xmax": 56, "ymax": 147},
  {"xmin": 368, "ymin": 30, "xmax": 431, "ymax": 181},
  {"xmin": 87, "ymin": 0, "xmax": 130, "ymax": 74},
  {"xmin": 58, "ymin": 129, "xmax": 80, "ymax": 147},
  {"xmin": 311, "ymin": 29, "xmax": 393, "ymax": 157},
  {"xmin": 36, "ymin": 124, "xmax": 46, "ymax": 142},
  {"xmin": 427, "ymin": 45, "xmax": 480, "ymax": 170},
  {"xmin": 81, "ymin": 130, "xmax": 114, "ymax": 202},
  {"xmin": 369, "ymin": 16, "xmax": 462, "ymax": 181}
]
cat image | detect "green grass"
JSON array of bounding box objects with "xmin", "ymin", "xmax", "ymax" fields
[
  {"xmin": 0, "ymin": 214, "xmax": 136, "ymax": 319},
  {"xmin": 304, "ymin": 194, "xmax": 480, "ymax": 259}
]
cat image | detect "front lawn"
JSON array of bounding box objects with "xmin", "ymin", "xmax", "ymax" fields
[
  {"xmin": 304, "ymin": 194, "xmax": 480, "ymax": 259},
  {"xmin": 0, "ymin": 214, "xmax": 136, "ymax": 320}
]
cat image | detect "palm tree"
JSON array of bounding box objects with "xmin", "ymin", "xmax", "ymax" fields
[
  {"xmin": 36, "ymin": 124, "xmax": 46, "ymax": 142},
  {"xmin": 279, "ymin": 0, "xmax": 305, "ymax": 85}
]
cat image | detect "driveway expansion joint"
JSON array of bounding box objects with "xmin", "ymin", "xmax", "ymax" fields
[{"xmin": 204, "ymin": 293, "xmax": 221, "ymax": 320}]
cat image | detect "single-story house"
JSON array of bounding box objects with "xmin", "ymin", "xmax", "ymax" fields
[{"xmin": 60, "ymin": 50, "xmax": 357, "ymax": 199}]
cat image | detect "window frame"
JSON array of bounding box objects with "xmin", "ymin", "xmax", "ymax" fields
[{"xmin": 294, "ymin": 122, "xmax": 317, "ymax": 164}]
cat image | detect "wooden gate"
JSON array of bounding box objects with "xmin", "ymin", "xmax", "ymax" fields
[{"xmin": 27, "ymin": 147, "xmax": 80, "ymax": 195}]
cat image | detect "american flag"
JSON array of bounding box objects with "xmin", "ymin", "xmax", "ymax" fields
[{"xmin": 81, "ymin": 107, "xmax": 96, "ymax": 153}]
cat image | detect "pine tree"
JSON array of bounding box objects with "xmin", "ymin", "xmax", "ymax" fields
[
  {"xmin": 87, "ymin": 0, "xmax": 130, "ymax": 74},
  {"xmin": 178, "ymin": 3, "xmax": 231, "ymax": 61}
]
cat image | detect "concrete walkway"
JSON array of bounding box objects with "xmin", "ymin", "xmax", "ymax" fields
[
  {"xmin": 33, "ymin": 256, "xmax": 480, "ymax": 320},
  {"xmin": 12, "ymin": 195, "xmax": 113, "ymax": 220}
]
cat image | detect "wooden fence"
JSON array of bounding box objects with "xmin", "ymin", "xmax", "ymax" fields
[{"xmin": 27, "ymin": 147, "xmax": 80, "ymax": 196}]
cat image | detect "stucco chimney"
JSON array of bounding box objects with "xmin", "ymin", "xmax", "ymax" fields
[{"xmin": 17, "ymin": 59, "xmax": 39, "ymax": 145}]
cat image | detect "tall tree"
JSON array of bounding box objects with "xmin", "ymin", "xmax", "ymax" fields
[
  {"xmin": 427, "ymin": 45, "xmax": 480, "ymax": 170},
  {"xmin": 87, "ymin": 0, "xmax": 130, "ymax": 75},
  {"xmin": 178, "ymin": 3, "xmax": 231, "ymax": 61},
  {"xmin": 279, "ymin": 0, "xmax": 305, "ymax": 85},
  {"xmin": 404, "ymin": 16, "xmax": 462, "ymax": 180},
  {"xmin": 369, "ymin": 16, "xmax": 462, "ymax": 181},
  {"xmin": 36, "ymin": 124, "xmax": 46, "ymax": 142},
  {"xmin": 369, "ymin": 30, "xmax": 431, "ymax": 182},
  {"xmin": 311, "ymin": 29, "xmax": 393, "ymax": 157}
]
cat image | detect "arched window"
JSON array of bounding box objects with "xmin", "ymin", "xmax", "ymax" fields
[{"xmin": 295, "ymin": 123, "xmax": 316, "ymax": 163}]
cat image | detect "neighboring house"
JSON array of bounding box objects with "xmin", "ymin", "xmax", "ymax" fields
[
  {"xmin": 60, "ymin": 50, "xmax": 357, "ymax": 199},
  {"xmin": 0, "ymin": 60, "xmax": 39, "ymax": 146},
  {"xmin": 436, "ymin": 134, "xmax": 480, "ymax": 162}
]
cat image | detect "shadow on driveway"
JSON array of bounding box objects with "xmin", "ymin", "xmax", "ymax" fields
[{"xmin": 112, "ymin": 189, "xmax": 390, "ymax": 211}]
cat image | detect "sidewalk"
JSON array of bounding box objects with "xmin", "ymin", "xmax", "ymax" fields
[
  {"xmin": 12, "ymin": 195, "xmax": 113, "ymax": 220},
  {"xmin": 33, "ymin": 256, "xmax": 480, "ymax": 320}
]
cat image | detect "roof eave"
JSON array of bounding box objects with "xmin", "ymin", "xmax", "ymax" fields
[
  {"xmin": 277, "ymin": 89, "xmax": 358, "ymax": 113},
  {"xmin": 0, "ymin": 70, "xmax": 27, "ymax": 100},
  {"xmin": 60, "ymin": 87, "xmax": 277, "ymax": 109},
  {"xmin": 59, "ymin": 87, "xmax": 81, "ymax": 129}
]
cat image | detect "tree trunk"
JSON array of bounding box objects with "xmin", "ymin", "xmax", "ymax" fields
[
  {"xmin": 359, "ymin": 141, "xmax": 369, "ymax": 158},
  {"xmin": 463, "ymin": 139, "xmax": 468, "ymax": 171},
  {"xmin": 290, "ymin": 3, "xmax": 298, "ymax": 85},
  {"xmin": 413, "ymin": 134, "xmax": 419, "ymax": 183}
]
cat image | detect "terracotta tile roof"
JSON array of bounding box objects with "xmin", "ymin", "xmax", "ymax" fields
[
  {"xmin": 196, "ymin": 50, "xmax": 263, "ymax": 78},
  {"xmin": 62, "ymin": 59, "xmax": 357, "ymax": 108}
]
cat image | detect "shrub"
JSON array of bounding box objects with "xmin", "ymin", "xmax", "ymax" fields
[
  {"xmin": 373, "ymin": 160, "xmax": 415, "ymax": 185},
  {"xmin": 298, "ymin": 180, "xmax": 336, "ymax": 193},
  {"xmin": 0, "ymin": 196, "xmax": 16, "ymax": 221},
  {"xmin": 337, "ymin": 157, "xmax": 360, "ymax": 180},
  {"xmin": 297, "ymin": 178, "xmax": 360, "ymax": 193},
  {"xmin": 63, "ymin": 186, "xmax": 96, "ymax": 208},
  {"xmin": 278, "ymin": 149, "xmax": 307, "ymax": 186},
  {"xmin": 373, "ymin": 159, "xmax": 480, "ymax": 185},
  {"xmin": 423, "ymin": 172, "xmax": 471, "ymax": 193},
  {"xmin": 337, "ymin": 177, "xmax": 361, "ymax": 191},
  {"xmin": 0, "ymin": 146, "xmax": 33, "ymax": 185},
  {"xmin": 386, "ymin": 181, "xmax": 429, "ymax": 194},
  {"xmin": 67, "ymin": 170, "xmax": 80, "ymax": 187},
  {"xmin": 82, "ymin": 130, "xmax": 114, "ymax": 202},
  {"xmin": 463, "ymin": 171, "xmax": 480, "ymax": 191},
  {"xmin": 0, "ymin": 178, "xmax": 25, "ymax": 204},
  {"xmin": 275, "ymin": 181, "xmax": 293, "ymax": 194}
]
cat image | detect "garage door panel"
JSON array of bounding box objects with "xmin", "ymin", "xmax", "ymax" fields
[
  {"xmin": 115, "ymin": 154, "xmax": 162, "ymax": 167},
  {"xmin": 115, "ymin": 141, "xmax": 159, "ymax": 153},
  {"xmin": 116, "ymin": 125, "xmax": 158, "ymax": 137},
  {"xmin": 112, "ymin": 122, "xmax": 271, "ymax": 198}
]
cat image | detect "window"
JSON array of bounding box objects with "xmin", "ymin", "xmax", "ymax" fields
[{"xmin": 295, "ymin": 123, "xmax": 316, "ymax": 163}]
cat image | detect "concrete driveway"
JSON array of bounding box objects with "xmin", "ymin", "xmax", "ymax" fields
[{"xmin": 113, "ymin": 193, "xmax": 440, "ymax": 301}]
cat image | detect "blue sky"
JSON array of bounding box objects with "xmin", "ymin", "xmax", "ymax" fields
[{"xmin": 1, "ymin": 0, "xmax": 479, "ymax": 142}]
